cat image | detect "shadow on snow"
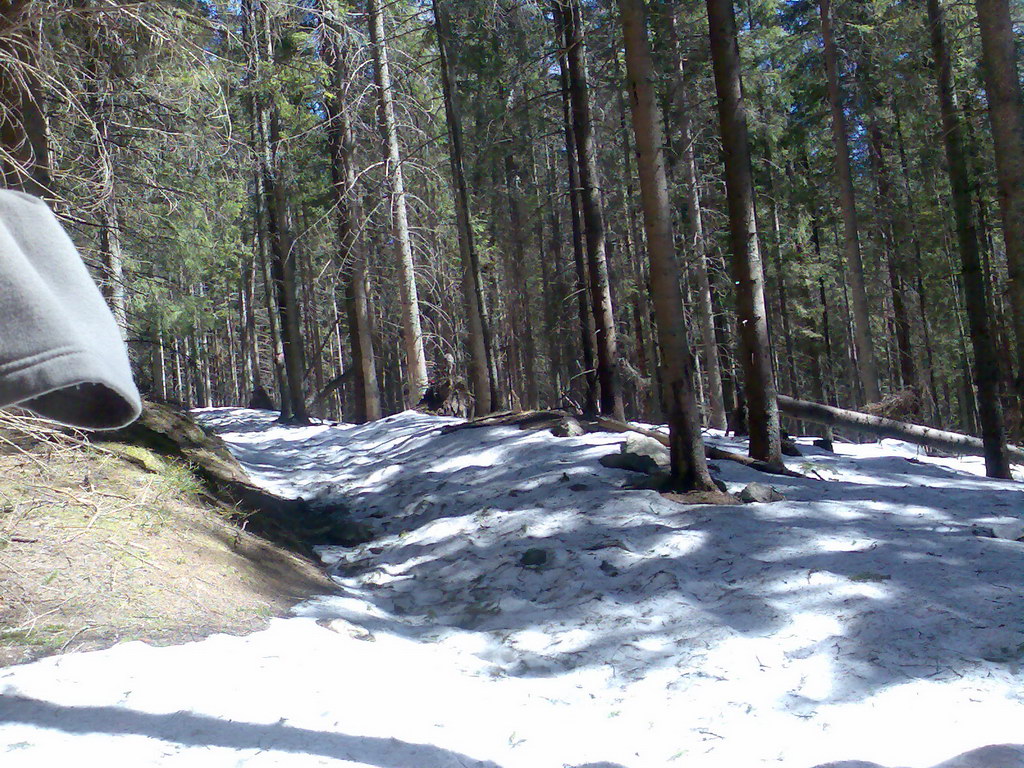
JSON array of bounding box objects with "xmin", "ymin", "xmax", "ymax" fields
[
  {"xmin": 0, "ymin": 695, "xmax": 502, "ymax": 768},
  {"xmin": 201, "ymin": 409, "xmax": 1024, "ymax": 709}
]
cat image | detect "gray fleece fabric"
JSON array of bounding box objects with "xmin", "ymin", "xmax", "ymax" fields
[{"xmin": 0, "ymin": 189, "xmax": 141, "ymax": 429}]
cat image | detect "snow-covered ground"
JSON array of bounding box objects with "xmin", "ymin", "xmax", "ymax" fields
[{"xmin": 2, "ymin": 408, "xmax": 1022, "ymax": 768}]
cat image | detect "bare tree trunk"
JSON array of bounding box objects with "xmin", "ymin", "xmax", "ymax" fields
[
  {"xmin": 705, "ymin": 0, "xmax": 782, "ymax": 465},
  {"xmin": 433, "ymin": 0, "xmax": 495, "ymax": 415},
  {"xmin": 262, "ymin": 111, "xmax": 308, "ymax": 424},
  {"xmin": 867, "ymin": 124, "xmax": 915, "ymax": 391},
  {"xmin": 239, "ymin": 252, "xmax": 261, "ymax": 397},
  {"xmin": 894, "ymin": 107, "xmax": 941, "ymax": 420},
  {"xmin": 367, "ymin": 0, "xmax": 428, "ymax": 405},
  {"xmin": 614, "ymin": 83, "xmax": 660, "ymax": 419},
  {"xmin": 765, "ymin": 158, "xmax": 798, "ymax": 402},
  {"xmin": 97, "ymin": 148, "xmax": 127, "ymax": 337},
  {"xmin": 540, "ymin": 143, "xmax": 565, "ymax": 403},
  {"xmin": 553, "ymin": 1, "xmax": 598, "ymax": 413},
  {"xmin": 619, "ymin": 0, "xmax": 715, "ymax": 491},
  {"xmin": 255, "ymin": 174, "xmax": 290, "ymax": 421},
  {"xmin": 667, "ymin": 8, "xmax": 726, "ymax": 430},
  {"xmin": 503, "ymin": 150, "xmax": 541, "ymax": 410},
  {"xmin": 320, "ymin": 11, "xmax": 380, "ymax": 422},
  {"xmin": 925, "ymin": 0, "xmax": 1011, "ymax": 478},
  {"xmin": 298, "ymin": 235, "xmax": 325, "ymax": 413},
  {"xmin": 818, "ymin": 0, "xmax": 880, "ymax": 403},
  {"xmin": 561, "ymin": 0, "xmax": 624, "ymax": 420},
  {"xmin": 152, "ymin": 321, "xmax": 167, "ymax": 402},
  {"xmin": 246, "ymin": 0, "xmax": 306, "ymax": 423},
  {"xmin": 974, "ymin": 0, "xmax": 1024, "ymax": 392}
]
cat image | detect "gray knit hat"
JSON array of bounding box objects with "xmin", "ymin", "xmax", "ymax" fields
[{"xmin": 0, "ymin": 190, "xmax": 141, "ymax": 429}]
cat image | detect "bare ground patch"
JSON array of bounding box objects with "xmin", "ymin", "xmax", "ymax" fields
[{"xmin": 0, "ymin": 413, "xmax": 335, "ymax": 668}]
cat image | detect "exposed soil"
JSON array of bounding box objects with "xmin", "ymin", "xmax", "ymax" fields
[{"xmin": 0, "ymin": 412, "xmax": 335, "ymax": 668}]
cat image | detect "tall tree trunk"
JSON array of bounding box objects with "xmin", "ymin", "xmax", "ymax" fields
[
  {"xmin": 974, "ymin": 0, "xmax": 1024, "ymax": 392},
  {"xmin": 893, "ymin": 106, "xmax": 941, "ymax": 420},
  {"xmin": 863, "ymin": 102, "xmax": 915, "ymax": 390},
  {"xmin": 765, "ymin": 157, "xmax": 798, "ymax": 403},
  {"xmin": 97, "ymin": 138, "xmax": 127, "ymax": 337},
  {"xmin": 152, "ymin": 321, "xmax": 167, "ymax": 403},
  {"xmin": 433, "ymin": 0, "xmax": 495, "ymax": 415},
  {"xmin": 248, "ymin": 0, "xmax": 307, "ymax": 424},
  {"xmin": 667, "ymin": 8, "xmax": 726, "ymax": 431},
  {"xmin": 321, "ymin": 11, "xmax": 380, "ymax": 422},
  {"xmin": 262, "ymin": 110, "xmax": 308, "ymax": 423},
  {"xmin": 560, "ymin": 0, "xmax": 624, "ymax": 420},
  {"xmin": 616, "ymin": 84, "xmax": 661, "ymax": 419},
  {"xmin": 367, "ymin": 0, "xmax": 429, "ymax": 405},
  {"xmin": 925, "ymin": 0, "xmax": 1011, "ymax": 478},
  {"xmin": 254, "ymin": 171, "xmax": 290, "ymax": 420},
  {"xmin": 553, "ymin": 1, "xmax": 598, "ymax": 413},
  {"xmin": 540, "ymin": 143, "xmax": 565, "ymax": 403},
  {"xmin": 503, "ymin": 150, "xmax": 541, "ymax": 410},
  {"xmin": 239, "ymin": 253, "xmax": 261, "ymax": 399},
  {"xmin": 818, "ymin": 0, "xmax": 880, "ymax": 404},
  {"xmin": 619, "ymin": 0, "xmax": 715, "ymax": 491},
  {"xmin": 705, "ymin": 0, "xmax": 782, "ymax": 465}
]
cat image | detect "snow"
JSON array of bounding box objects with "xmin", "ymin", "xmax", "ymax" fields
[{"xmin": 2, "ymin": 408, "xmax": 1023, "ymax": 768}]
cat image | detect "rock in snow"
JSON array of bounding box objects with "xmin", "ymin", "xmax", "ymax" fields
[
  {"xmin": 739, "ymin": 480, "xmax": 786, "ymax": 503},
  {"xmin": 970, "ymin": 516, "xmax": 1024, "ymax": 541},
  {"xmin": 598, "ymin": 430, "xmax": 670, "ymax": 474}
]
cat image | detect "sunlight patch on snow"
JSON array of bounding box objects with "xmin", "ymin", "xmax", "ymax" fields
[{"xmin": 427, "ymin": 446, "xmax": 508, "ymax": 473}]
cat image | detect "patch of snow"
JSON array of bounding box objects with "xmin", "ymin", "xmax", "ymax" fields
[{"xmin": 2, "ymin": 408, "xmax": 1022, "ymax": 767}]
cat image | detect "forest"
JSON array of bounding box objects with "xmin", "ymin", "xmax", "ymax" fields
[{"xmin": 1, "ymin": 0, "xmax": 1022, "ymax": 484}]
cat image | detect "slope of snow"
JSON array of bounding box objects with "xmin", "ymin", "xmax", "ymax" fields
[{"xmin": 1, "ymin": 408, "xmax": 1022, "ymax": 768}]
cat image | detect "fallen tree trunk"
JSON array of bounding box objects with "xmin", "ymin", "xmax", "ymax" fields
[{"xmin": 777, "ymin": 394, "xmax": 1024, "ymax": 465}]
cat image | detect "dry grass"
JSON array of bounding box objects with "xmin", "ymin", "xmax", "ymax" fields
[{"xmin": 0, "ymin": 410, "xmax": 335, "ymax": 667}]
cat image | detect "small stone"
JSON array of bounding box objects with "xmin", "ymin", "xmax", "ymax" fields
[
  {"xmin": 599, "ymin": 560, "xmax": 620, "ymax": 577},
  {"xmin": 519, "ymin": 548, "xmax": 548, "ymax": 568},
  {"xmin": 781, "ymin": 439, "xmax": 803, "ymax": 457},
  {"xmin": 739, "ymin": 482, "xmax": 785, "ymax": 503},
  {"xmin": 812, "ymin": 438, "xmax": 834, "ymax": 452}
]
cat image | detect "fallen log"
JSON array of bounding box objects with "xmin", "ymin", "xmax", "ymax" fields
[
  {"xmin": 777, "ymin": 394, "xmax": 1024, "ymax": 465},
  {"xmin": 439, "ymin": 409, "xmax": 582, "ymax": 434}
]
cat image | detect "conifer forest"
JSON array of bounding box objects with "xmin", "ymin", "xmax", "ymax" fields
[{"xmin": 2, "ymin": 0, "xmax": 1023, "ymax": 484}]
